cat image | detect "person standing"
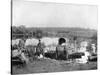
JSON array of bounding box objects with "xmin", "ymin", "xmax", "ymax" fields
[
  {"xmin": 56, "ymin": 38, "xmax": 68, "ymax": 60},
  {"xmin": 36, "ymin": 39, "xmax": 44, "ymax": 58}
]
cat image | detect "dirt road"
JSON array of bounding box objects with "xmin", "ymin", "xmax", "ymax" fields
[{"xmin": 12, "ymin": 58, "xmax": 97, "ymax": 74}]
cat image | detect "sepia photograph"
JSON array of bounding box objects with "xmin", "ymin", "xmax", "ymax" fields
[{"xmin": 11, "ymin": 0, "xmax": 97, "ymax": 74}]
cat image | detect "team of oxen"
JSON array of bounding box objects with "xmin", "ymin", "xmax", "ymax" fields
[{"xmin": 11, "ymin": 37, "xmax": 97, "ymax": 68}]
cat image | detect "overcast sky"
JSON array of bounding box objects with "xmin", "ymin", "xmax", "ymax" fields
[{"xmin": 12, "ymin": 0, "xmax": 98, "ymax": 30}]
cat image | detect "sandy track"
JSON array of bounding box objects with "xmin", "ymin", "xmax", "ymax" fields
[{"xmin": 12, "ymin": 58, "xmax": 97, "ymax": 74}]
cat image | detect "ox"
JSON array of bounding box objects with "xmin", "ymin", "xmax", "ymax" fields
[
  {"xmin": 11, "ymin": 39, "xmax": 25, "ymax": 50},
  {"xmin": 12, "ymin": 49, "xmax": 29, "ymax": 68},
  {"xmin": 24, "ymin": 38, "xmax": 39, "ymax": 58},
  {"xmin": 71, "ymin": 41, "xmax": 91, "ymax": 64},
  {"xmin": 12, "ymin": 39, "xmax": 21, "ymax": 46}
]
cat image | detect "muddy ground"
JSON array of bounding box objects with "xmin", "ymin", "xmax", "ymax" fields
[{"xmin": 12, "ymin": 58, "xmax": 97, "ymax": 74}]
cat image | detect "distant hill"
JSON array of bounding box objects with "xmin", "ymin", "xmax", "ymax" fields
[
  {"xmin": 26, "ymin": 27, "xmax": 97, "ymax": 37},
  {"xmin": 26, "ymin": 27, "xmax": 96, "ymax": 32},
  {"xmin": 11, "ymin": 26, "xmax": 97, "ymax": 38}
]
